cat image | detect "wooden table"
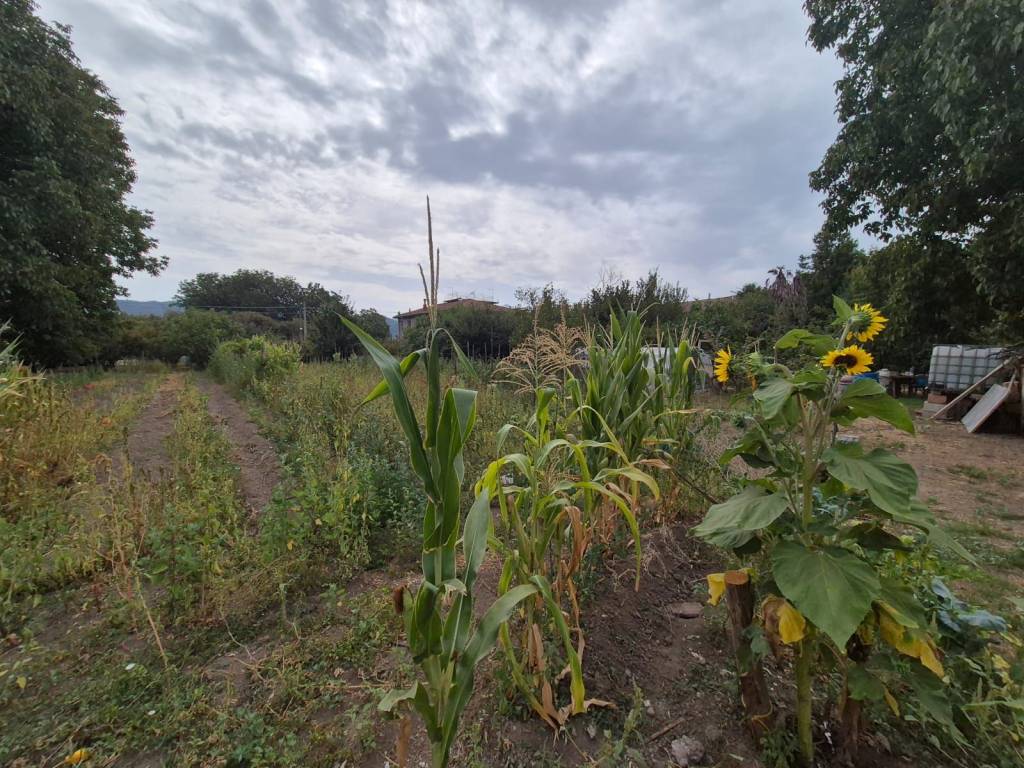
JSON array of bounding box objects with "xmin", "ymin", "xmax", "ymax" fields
[{"xmin": 887, "ymin": 373, "xmax": 916, "ymax": 399}]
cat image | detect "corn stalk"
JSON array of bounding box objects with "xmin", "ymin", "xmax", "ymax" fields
[
  {"xmin": 478, "ymin": 387, "xmax": 657, "ymax": 727},
  {"xmin": 343, "ymin": 319, "xmax": 537, "ymax": 768}
]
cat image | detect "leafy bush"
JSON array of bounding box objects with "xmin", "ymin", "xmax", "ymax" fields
[{"xmin": 208, "ymin": 336, "xmax": 301, "ymax": 396}]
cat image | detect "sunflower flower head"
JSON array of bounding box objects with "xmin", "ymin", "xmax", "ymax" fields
[
  {"xmin": 713, "ymin": 348, "xmax": 732, "ymax": 383},
  {"xmin": 847, "ymin": 303, "xmax": 887, "ymax": 343},
  {"xmin": 821, "ymin": 344, "xmax": 874, "ymax": 375}
]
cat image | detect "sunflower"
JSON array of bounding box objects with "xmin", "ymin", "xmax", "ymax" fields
[
  {"xmin": 847, "ymin": 303, "xmax": 888, "ymax": 343},
  {"xmin": 820, "ymin": 344, "xmax": 874, "ymax": 375},
  {"xmin": 713, "ymin": 348, "xmax": 732, "ymax": 383}
]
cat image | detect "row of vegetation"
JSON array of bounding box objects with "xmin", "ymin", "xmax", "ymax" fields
[{"xmin": 2, "ymin": 289, "xmax": 1021, "ymax": 766}]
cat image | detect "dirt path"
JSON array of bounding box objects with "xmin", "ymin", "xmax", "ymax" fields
[
  {"xmin": 108, "ymin": 373, "xmax": 184, "ymax": 482},
  {"xmin": 195, "ymin": 376, "xmax": 281, "ymax": 516}
]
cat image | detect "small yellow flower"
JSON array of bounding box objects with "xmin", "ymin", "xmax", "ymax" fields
[
  {"xmin": 847, "ymin": 303, "xmax": 887, "ymax": 343},
  {"xmin": 707, "ymin": 572, "xmax": 726, "ymax": 605},
  {"xmin": 821, "ymin": 344, "xmax": 874, "ymax": 375},
  {"xmin": 713, "ymin": 348, "xmax": 732, "ymax": 383},
  {"xmin": 65, "ymin": 748, "xmax": 91, "ymax": 765}
]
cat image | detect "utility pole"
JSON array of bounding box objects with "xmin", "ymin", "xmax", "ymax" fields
[{"xmin": 302, "ymin": 303, "xmax": 307, "ymax": 345}]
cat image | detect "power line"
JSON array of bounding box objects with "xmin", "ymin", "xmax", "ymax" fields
[{"xmin": 183, "ymin": 304, "xmax": 304, "ymax": 311}]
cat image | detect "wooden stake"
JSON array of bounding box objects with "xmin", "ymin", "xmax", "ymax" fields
[{"xmin": 723, "ymin": 570, "xmax": 773, "ymax": 736}]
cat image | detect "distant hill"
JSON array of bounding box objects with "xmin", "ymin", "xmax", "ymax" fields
[{"xmin": 117, "ymin": 299, "xmax": 177, "ymax": 316}]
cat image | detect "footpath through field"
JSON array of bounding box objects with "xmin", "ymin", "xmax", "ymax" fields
[
  {"xmin": 194, "ymin": 375, "xmax": 281, "ymax": 517},
  {"xmin": 106, "ymin": 372, "xmax": 182, "ymax": 482}
]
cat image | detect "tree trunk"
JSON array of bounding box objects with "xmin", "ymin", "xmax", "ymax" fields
[{"xmin": 724, "ymin": 570, "xmax": 774, "ymax": 736}]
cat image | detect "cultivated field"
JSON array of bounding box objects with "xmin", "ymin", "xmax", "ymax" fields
[{"xmin": 1, "ymin": 328, "xmax": 1021, "ymax": 768}]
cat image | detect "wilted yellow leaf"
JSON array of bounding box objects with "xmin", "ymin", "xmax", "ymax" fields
[
  {"xmin": 777, "ymin": 601, "xmax": 807, "ymax": 644},
  {"xmin": 878, "ymin": 605, "xmax": 944, "ymax": 678},
  {"xmin": 992, "ymin": 654, "xmax": 1010, "ymax": 671},
  {"xmin": 64, "ymin": 747, "xmax": 91, "ymax": 765},
  {"xmin": 707, "ymin": 573, "xmax": 725, "ymax": 606},
  {"xmin": 16, "ymin": 675, "xmax": 26, "ymax": 690},
  {"xmin": 763, "ymin": 596, "xmax": 806, "ymax": 645},
  {"xmin": 287, "ymin": 539, "xmax": 295, "ymax": 551},
  {"xmin": 883, "ymin": 688, "xmax": 899, "ymax": 716}
]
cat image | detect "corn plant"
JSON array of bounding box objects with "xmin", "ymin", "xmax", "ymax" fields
[
  {"xmin": 567, "ymin": 310, "xmax": 653, "ymax": 470},
  {"xmin": 696, "ymin": 297, "xmax": 971, "ymax": 765},
  {"xmin": 342, "ymin": 318, "xmax": 537, "ymax": 768},
  {"xmin": 477, "ymin": 387, "xmax": 657, "ymax": 727}
]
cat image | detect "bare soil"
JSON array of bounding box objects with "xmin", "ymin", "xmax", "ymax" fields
[
  {"xmin": 845, "ymin": 418, "xmax": 1024, "ymax": 540},
  {"xmin": 106, "ymin": 373, "xmax": 183, "ymax": 482},
  {"xmin": 195, "ymin": 376, "xmax": 282, "ymax": 516}
]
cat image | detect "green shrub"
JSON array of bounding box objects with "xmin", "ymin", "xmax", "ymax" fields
[{"xmin": 209, "ymin": 336, "xmax": 301, "ymax": 396}]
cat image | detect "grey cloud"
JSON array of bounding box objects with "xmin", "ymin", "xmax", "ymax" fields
[{"xmin": 38, "ymin": 0, "xmax": 843, "ymax": 308}]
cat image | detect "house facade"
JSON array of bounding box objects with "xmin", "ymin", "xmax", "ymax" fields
[{"xmin": 394, "ymin": 297, "xmax": 507, "ymax": 339}]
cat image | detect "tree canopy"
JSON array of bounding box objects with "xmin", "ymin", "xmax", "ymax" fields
[
  {"xmin": 0, "ymin": 0, "xmax": 164, "ymax": 366},
  {"xmin": 805, "ymin": 0, "xmax": 1024, "ymax": 336}
]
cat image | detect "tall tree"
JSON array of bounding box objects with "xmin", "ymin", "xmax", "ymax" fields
[
  {"xmin": 175, "ymin": 270, "xmax": 306, "ymax": 319},
  {"xmin": 798, "ymin": 230, "xmax": 862, "ymax": 319},
  {"xmin": 848, "ymin": 237, "xmax": 995, "ymax": 370},
  {"xmin": 805, "ymin": 0, "xmax": 1024, "ymax": 336},
  {"xmin": 0, "ymin": 0, "xmax": 163, "ymax": 366}
]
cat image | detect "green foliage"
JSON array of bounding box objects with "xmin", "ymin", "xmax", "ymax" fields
[
  {"xmin": 479, "ymin": 387, "xmax": 657, "ymax": 726},
  {"xmin": 797, "ymin": 230, "xmax": 862, "ymax": 322},
  {"xmin": 846, "ymin": 237, "xmax": 997, "ymax": 369},
  {"xmin": 0, "ymin": 371, "xmax": 158, "ymax": 619},
  {"xmin": 400, "ymin": 304, "xmax": 521, "ymax": 358},
  {"xmin": 686, "ymin": 284, "xmax": 786, "ymax": 351},
  {"xmin": 208, "ymin": 336, "xmax": 301, "ymax": 395},
  {"xmin": 0, "ymin": 0, "xmax": 163, "ymax": 367},
  {"xmin": 345, "ymin": 318, "xmax": 537, "ymax": 768},
  {"xmin": 805, "ymin": 0, "xmax": 1024, "ymax": 336},
  {"xmin": 175, "ymin": 269, "xmax": 308, "ymax": 317},
  {"xmin": 695, "ymin": 302, "xmax": 965, "ymax": 764},
  {"xmin": 174, "ymin": 269, "xmax": 378, "ymax": 359},
  {"xmin": 140, "ymin": 382, "xmax": 251, "ymax": 617}
]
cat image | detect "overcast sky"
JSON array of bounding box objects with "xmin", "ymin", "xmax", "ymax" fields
[{"xmin": 36, "ymin": 0, "xmax": 843, "ymax": 315}]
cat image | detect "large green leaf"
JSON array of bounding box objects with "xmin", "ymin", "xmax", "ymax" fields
[
  {"xmin": 822, "ymin": 442, "xmax": 917, "ymax": 516},
  {"xmin": 775, "ymin": 329, "xmax": 836, "ymax": 356},
  {"xmin": 834, "ymin": 378, "xmax": 915, "ymax": 433},
  {"xmin": 753, "ymin": 378, "xmax": 794, "ymax": 420},
  {"xmin": 772, "ymin": 541, "xmax": 880, "ymax": 647},
  {"xmin": 693, "ymin": 486, "xmax": 789, "ymax": 546},
  {"xmin": 833, "ymin": 295, "xmax": 853, "ymax": 323},
  {"xmin": 846, "ymin": 664, "xmax": 886, "ymax": 702}
]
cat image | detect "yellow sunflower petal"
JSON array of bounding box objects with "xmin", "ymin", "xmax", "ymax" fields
[
  {"xmin": 707, "ymin": 572, "xmax": 726, "ymax": 606},
  {"xmin": 821, "ymin": 345, "xmax": 873, "ymax": 375},
  {"xmin": 713, "ymin": 348, "xmax": 732, "ymax": 384}
]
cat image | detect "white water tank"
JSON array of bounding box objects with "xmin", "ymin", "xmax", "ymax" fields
[{"xmin": 927, "ymin": 346, "xmax": 1004, "ymax": 393}]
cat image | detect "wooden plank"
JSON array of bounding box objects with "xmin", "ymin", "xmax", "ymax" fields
[
  {"xmin": 962, "ymin": 383, "xmax": 1011, "ymax": 433},
  {"xmin": 930, "ymin": 361, "xmax": 1011, "ymax": 420}
]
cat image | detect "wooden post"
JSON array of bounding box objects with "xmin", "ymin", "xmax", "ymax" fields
[
  {"xmin": 724, "ymin": 570, "xmax": 773, "ymax": 735},
  {"xmin": 839, "ymin": 634, "xmax": 872, "ymax": 759}
]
